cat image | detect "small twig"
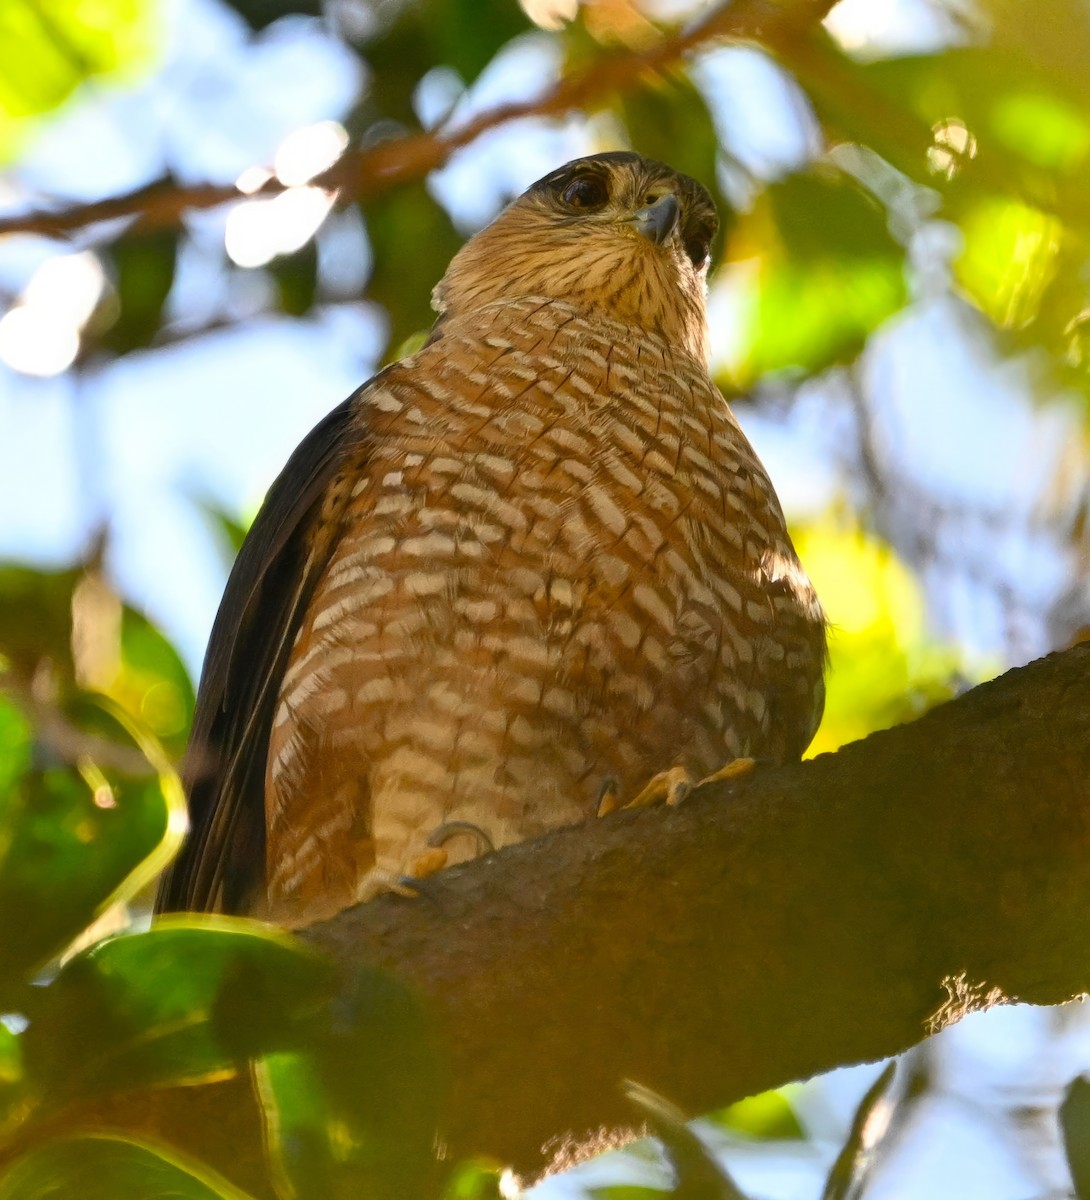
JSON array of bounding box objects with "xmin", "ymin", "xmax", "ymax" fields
[
  {"xmin": 0, "ymin": 0, "xmax": 838, "ymax": 241},
  {"xmin": 625, "ymin": 1081, "xmax": 750, "ymax": 1200},
  {"xmin": 820, "ymin": 1061, "xmax": 898, "ymax": 1200}
]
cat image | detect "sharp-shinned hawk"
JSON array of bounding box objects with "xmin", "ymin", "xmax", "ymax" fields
[{"xmin": 155, "ymin": 152, "xmax": 827, "ymax": 927}]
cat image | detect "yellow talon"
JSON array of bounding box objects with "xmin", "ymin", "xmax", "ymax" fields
[
  {"xmin": 626, "ymin": 765, "xmax": 693, "ymax": 809},
  {"xmin": 599, "ymin": 756, "xmax": 758, "ymax": 818},
  {"xmin": 596, "ymin": 776, "xmax": 622, "ymax": 818},
  {"xmin": 700, "ymin": 757, "xmax": 756, "ymax": 785},
  {"xmin": 407, "ymin": 847, "xmax": 450, "ymax": 880}
]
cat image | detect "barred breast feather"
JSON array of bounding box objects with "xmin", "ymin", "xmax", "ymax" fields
[{"xmin": 260, "ymin": 296, "xmax": 826, "ymax": 925}]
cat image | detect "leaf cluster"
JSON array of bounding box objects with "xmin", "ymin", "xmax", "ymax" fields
[{"xmin": 0, "ymin": 569, "xmax": 447, "ymax": 1198}]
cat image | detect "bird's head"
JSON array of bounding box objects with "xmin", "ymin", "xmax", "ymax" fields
[{"xmin": 432, "ymin": 152, "xmax": 719, "ymax": 364}]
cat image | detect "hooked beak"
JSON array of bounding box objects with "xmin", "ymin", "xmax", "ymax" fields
[{"xmin": 626, "ymin": 193, "xmax": 680, "ymax": 246}]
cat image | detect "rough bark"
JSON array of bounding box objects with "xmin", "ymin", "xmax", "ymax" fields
[{"xmin": 84, "ymin": 645, "xmax": 1090, "ymax": 1187}]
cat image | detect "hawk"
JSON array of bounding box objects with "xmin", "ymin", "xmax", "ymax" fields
[{"xmin": 156, "ymin": 152, "xmax": 827, "ymax": 927}]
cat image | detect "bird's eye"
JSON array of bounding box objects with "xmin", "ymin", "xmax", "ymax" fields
[
  {"xmin": 562, "ymin": 174, "xmax": 609, "ymax": 210},
  {"xmin": 684, "ymin": 234, "xmax": 711, "ymax": 270}
]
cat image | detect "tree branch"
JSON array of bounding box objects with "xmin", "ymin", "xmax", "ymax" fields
[
  {"xmin": 0, "ymin": 0, "xmax": 837, "ymax": 241},
  {"xmin": 81, "ymin": 644, "xmax": 1090, "ymax": 1192}
]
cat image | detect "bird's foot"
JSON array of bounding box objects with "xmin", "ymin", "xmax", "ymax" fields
[
  {"xmin": 596, "ymin": 765, "xmax": 691, "ymax": 815},
  {"xmin": 626, "ymin": 764, "xmax": 694, "ymax": 810},
  {"xmin": 392, "ymin": 821, "xmax": 497, "ymax": 896},
  {"xmin": 426, "ymin": 820, "xmax": 495, "ymax": 855},
  {"xmin": 353, "ymin": 868, "xmax": 421, "ymax": 903},
  {"xmin": 596, "ymin": 757, "xmax": 757, "ymax": 817}
]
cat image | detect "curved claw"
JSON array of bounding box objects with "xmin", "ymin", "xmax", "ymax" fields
[
  {"xmin": 425, "ymin": 820, "xmax": 495, "ymax": 855},
  {"xmin": 596, "ymin": 775, "xmax": 621, "ymax": 818}
]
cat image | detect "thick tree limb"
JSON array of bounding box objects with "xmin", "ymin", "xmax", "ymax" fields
[
  {"xmin": 298, "ymin": 644, "xmax": 1090, "ymax": 1174},
  {"xmin": 0, "ymin": 0, "xmax": 837, "ymax": 241},
  {"xmin": 81, "ymin": 645, "xmax": 1090, "ymax": 1191}
]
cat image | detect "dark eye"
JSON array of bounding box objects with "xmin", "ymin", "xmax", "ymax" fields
[
  {"xmin": 562, "ymin": 174, "xmax": 609, "ymax": 210},
  {"xmin": 684, "ymin": 233, "xmax": 711, "ymax": 269}
]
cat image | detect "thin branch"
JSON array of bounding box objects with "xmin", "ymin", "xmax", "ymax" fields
[{"xmin": 0, "ymin": 0, "xmax": 838, "ymax": 241}]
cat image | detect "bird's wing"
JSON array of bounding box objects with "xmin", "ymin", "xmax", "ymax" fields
[{"xmin": 155, "ymin": 386, "xmax": 374, "ymax": 915}]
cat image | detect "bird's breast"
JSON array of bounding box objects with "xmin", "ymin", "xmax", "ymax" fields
[{"xmin": 267, "ymin": 299, "xmax": 824, "ymax": 892}]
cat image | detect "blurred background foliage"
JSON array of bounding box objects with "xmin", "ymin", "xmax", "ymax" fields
[{"xmin": 3, "ymin": 0, "xmax": 1090, "ymax": 1196}]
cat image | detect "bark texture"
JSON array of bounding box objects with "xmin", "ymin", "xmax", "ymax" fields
[{"xmin": 86, "ymin": 646, "xmax": 1090, "ymax": 1186}]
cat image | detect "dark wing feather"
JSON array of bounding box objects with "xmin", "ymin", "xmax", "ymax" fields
[{"xmin": 155, "ymin": 390, "xmax": 369, "ymax": 914}]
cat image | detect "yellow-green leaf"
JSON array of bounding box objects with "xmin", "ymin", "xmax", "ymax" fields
[{"xmin": 956, "ymin": 195, "xmax": 1062, "ymax": 329}]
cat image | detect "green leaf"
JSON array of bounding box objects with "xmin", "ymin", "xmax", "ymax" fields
[
  {"xmin": 0, "ymin": 695, "xmax": 32, "ymax": 799},
  {"xmin": 955, "ymin": 195, "xmax": 1061, "ymax": 330},
  {"xmin": 725, "ymin": 170, "xmax": 906, "ymax": 382},
  {"xmin": 443, "ymin": 1159, "xmax": 508, "ymax": 1199},
  {"xmin": 219, "ymin": 0, "xmax": 320, "ymax": 32},
  {"xmin": 0, "ymin": 565, "xmax": 81, "ymax": 684},
  {"xmin": 0, "ymin": 1021, "xmax": 25, "ymax": 1130},
  {"xmin": 115, "ymin": 608, "xmax": 195, "ymax": 755},
  {"xmin": 711, "ymin": 1088, "xmax": 804, "ymax": 1140},
  {"xmin": 259, "ymin": 1051, "xmax": 337, "ymax": 1199},
  {"xmin": 1062, "ymin": 1076, "xmax": 1090, "ymax": 1198},
  {"xmin": 432, "ymin": 0, "xmax": 530, "ymax": 85},
  {"xmin": 257, "ymin": 966, "xmax": 441, "ymax": 1200},
  {"xmin": 98, "ymin": 228, "xmax": 179, "ymax": 356},
  {"xmin": 194, "ymin": 496, "xmax": 252, "ymax": 563},
  {"xmin": 20, "ymin": 921, "xmax": 337, "ymax": 1118},
  {"xmin": 796, "ymin": 521, "xmax": 969, "ymax": 757},
  {"xmin": 991, "ymin": 90, "xmax": 1090, "ymax": 174},
  {"xmin": 624, "ymin": 1081, "xmax": 748, "ymax": 1200},
  {"xmin": 826, "ymin": 44, "xmax": 1090, "ymax": 208},
  {"xmin": 0, "ymin": 696, "xmax": 183, "ymax": 990},
  {"xmin": 361, "ymin": 0, "xmax": 531, "ymax": 125},
  {"xmin": 0, "ymin": 1134, "xmax": 256, "ymax": 1200},
  {"xmin": 0, "ymin": 0, "xmax": 156, "ymax": 162},
  {"xmin": 364, "ymin": 183, "xmax": 463, "ymax": 355},
  {"xmin": 768, "ymin": 171, "xmax": 895, "ymax": 262},
  {"xmin": 748, "ymin": 256, "xmax": 904, "ymax": 379},
  {"xmin": 269, "ymin": 240, "xmax": 319, "ymax": 317},
  {"xmin": 0, "ymin": 560, "xmax": 193, "ymax": 758}
]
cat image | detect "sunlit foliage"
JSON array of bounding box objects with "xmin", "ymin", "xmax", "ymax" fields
[{"xmin": 3, "ymin": 0, "xmax": 1090, "ymax": 1195}]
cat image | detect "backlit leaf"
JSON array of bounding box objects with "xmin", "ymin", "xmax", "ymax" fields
[
  {"xmin": 711, "ymin": 1087, "xmax": 804, "ymax": 1140},
  {"xmin": 0, "ymin": 0, "xmax": 156, "ymax": 161},
  {"xmin": 21, "ymin": 920, "xmax": 336, "ymax": 1117},
  {"xmin": 257, "ymin": 966, "xmax": 440, "ymax": 1200},
  {"xmin": 115, "ymin": 610, "xmax": 195, "ymax": 756},
  {"xmin": 0, "ymin": 694, "xmax": 182, "ymax": 990},
  {"xmin": 955, "ymin": 196, "xmax": 1061, "ymax": 330},
  {"xmin": 0, "ymin": 695, "xmax": 32, "ymax": 799},
  {"xmin": 722, "ymin": 171, "xmax": 906, "ymax": 383},
  {"xmin": 0, "ymin": 1134, "xmax": 256, "ymax": 1200},
  {"xmin": 795, "ymin": 521, "xmax": 969, "ymax": 756},
  {"xmin": 364, "ymin": 182, "xmax": 462, "ymax": 354}
]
